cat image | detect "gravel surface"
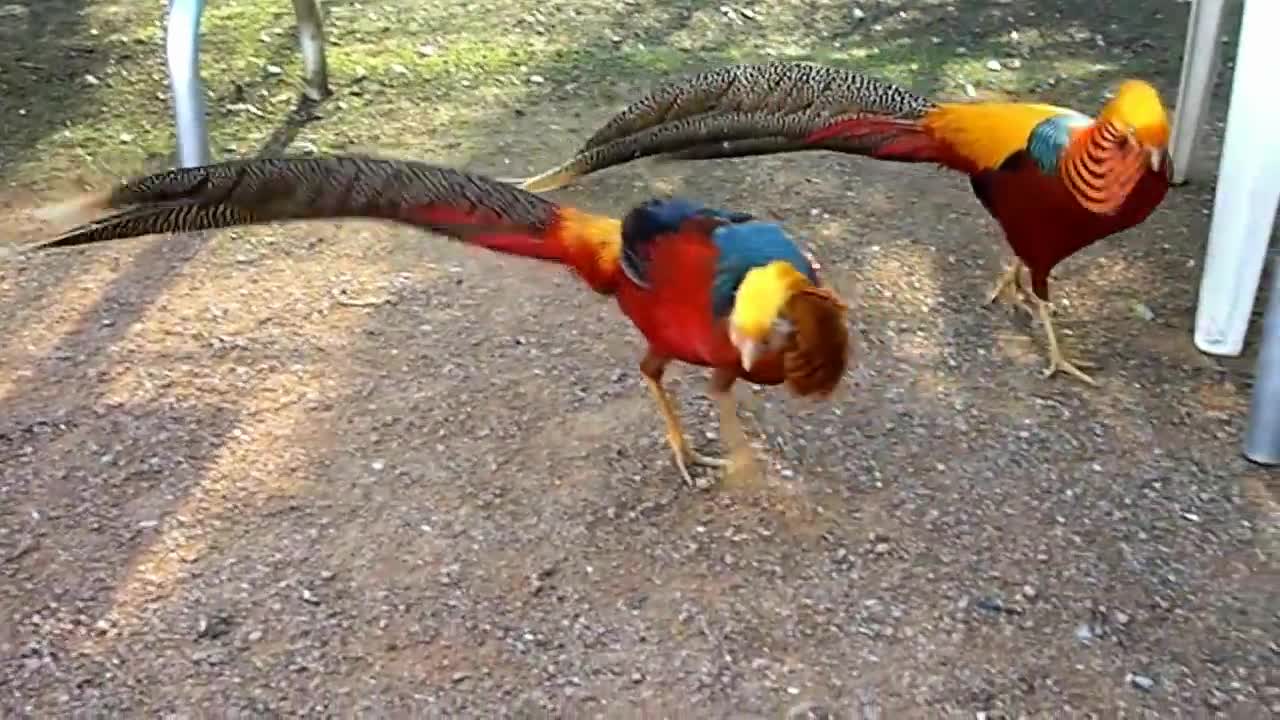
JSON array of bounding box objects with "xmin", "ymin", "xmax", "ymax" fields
[{"xmin": 1, "ymin": 0, "xmax": 1277, "ymax": 716}]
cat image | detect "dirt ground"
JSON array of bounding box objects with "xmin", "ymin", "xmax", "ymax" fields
[{"xmin": 1, "ymin": 0, "xmax": 1276, "ymax": 717}]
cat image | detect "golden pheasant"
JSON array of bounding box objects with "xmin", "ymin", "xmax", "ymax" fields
[
  {"xmin": 512, "ymin": 62, "xmax": 1172, "ymax": 385},
  {"xmin": 32, "ymin": 155, "xmax": 853, "ymax": 487}
]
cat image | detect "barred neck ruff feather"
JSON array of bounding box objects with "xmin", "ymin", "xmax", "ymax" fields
[
  {"xmin": 1026, "ymin": 111, "xmax": 1094, "ymax": 175},
  {"xmin": 714, "ymin": 223, "xmax": 849, "ymax": 397},
  {"xmin": 1059, "ymin": 79, "xmax": 1171, "ymax": 215}
]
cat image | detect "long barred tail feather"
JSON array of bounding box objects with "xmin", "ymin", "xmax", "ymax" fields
[
  {"xmin": 580, "ymin": 62, "xmax": 934, "ymax": 151},
  {"xmin": 656, "ymin": 137, "xmax": 824, "ymax": 163},
  {"xmin": 30, "ymin": 155, "xmax": 626, "ymax": 293},
  {"xmin": 512, "ymin": 61, "xmax": 938, "ymax": 192},
  {"xmin": 34, "ymin": 156, "xmax": 558, "ymax": 247}
]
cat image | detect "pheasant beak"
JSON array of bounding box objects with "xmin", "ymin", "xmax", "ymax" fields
[
  {"xmin": 739, "ymin": 339, "xmax": 763, "ymax": 372},
  {"xmin": 729, "ymin": 325, "xmax": 763, "ymax": 372},
  {"xmin": 1126, "ymin": 128, "xmax": 1164, "ymax": 173}
]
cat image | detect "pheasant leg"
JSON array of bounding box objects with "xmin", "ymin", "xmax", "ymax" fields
[
  {"xmin": 1034, "ymin": 300, "xmax": 1098, "ymax": 386},
  {"xmin": 640, "ymin": 352, "xmax": 728, "ymax": 487},
  {"xmin": 643, "ymin": 376, "xmax": 728, "ymax": 485},
  {"xmin": 708, "ymin": 369, "xmax": 761, "ymax": 486},
  {"xmin": 986, "ymin": 260, "xmax": 1036, "ymax": 317}
]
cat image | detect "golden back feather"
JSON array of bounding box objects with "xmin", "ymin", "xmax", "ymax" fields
[{"xmin": 922, "ymin": 101, "xmax": 1075, "ymax": 171}]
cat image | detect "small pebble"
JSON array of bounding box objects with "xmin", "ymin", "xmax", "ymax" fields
[
  {"xmin": 195, "ymin": 615, "xmax": 233, "ymax": 640},
  {"xmin": 787, "ymin": 702, "xmax": 836, "ymax": 720},
  {"xmin": 1128, "ymin": 673, "xmax": 1155, "ymax": 692},
  {"xmin": 986, "ymin": 59, "xmax": 1003, "ymax": 71}
]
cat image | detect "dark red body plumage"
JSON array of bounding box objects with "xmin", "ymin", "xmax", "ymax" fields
[{"xmin": 970, "ymin": 152, "xmax": 1172, "ymax": 300}]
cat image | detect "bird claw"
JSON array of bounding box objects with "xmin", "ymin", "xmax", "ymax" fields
[
  {"xmin": 672, "ymin": 446, "xmax": 723, "ymax": 490},
  {"xmin": 986, "ymin": 263, "xmax": 1021, "ymax": 304},
  {"xmin": 674, "ymin": 464, "xmax": 713, "ymax": 491},
  {"xmin": 987, "ymin": 283, "xmax": 1036, "ymax": 318},
  {"xmin": 1011, "ymin": 296, "xmax": 1038, "ymax": 319},
  {"xmin": 673, "ymin": 446, "xmax": 757, "ymax": 490},
  {"xmin": 687, "ymin": 450, "xmax": 729, "ymax": 468},
  {"xmin": 1042, "ymin": 355, "xmax": 1098, "ymax": 386},
  {"xmin": 985, "ymin": 262, "xmax": 1040, "ymax": 319}
]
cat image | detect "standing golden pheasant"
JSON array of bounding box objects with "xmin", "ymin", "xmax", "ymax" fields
[
  {"xmin": 32, "ymin": 155, "xmax": 852, "ymax": 487},
  {"xmin": 512, "ymin": 62, "xmax": 1172, "ymax": 385}
]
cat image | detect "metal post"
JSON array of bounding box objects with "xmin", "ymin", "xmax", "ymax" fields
[
  {"xmin": 292, "ymin": 0, "xmax": 331, "ymax": 101},
  {"xmin": 164, "ymin": 0, "xmax": 330, "ymax": 168},
  {"xmin": 1170, "ymin": 0, "xmax": 1227, "ymax": 186},
  {"xmin": 1192, "ymin": 0, "xmax": 1280, "ymax": 357},
  {"xmin": 166, "ymin": 0, "xmax": 211, "ymax": 168},
  {"xmin": 1245, "ymin": 256, "xmax": 1280, "ymax": 465}
]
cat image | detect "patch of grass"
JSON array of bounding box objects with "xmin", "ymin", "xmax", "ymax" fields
[{"xmin": 0, "ymin": 0, "xmax": 1198, "ymax": 187}]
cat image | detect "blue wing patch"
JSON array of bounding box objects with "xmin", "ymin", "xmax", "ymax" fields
[
  {"xmin": 709, "ymin": 222, "xmax": 818, "ymax": 318},
  {"xmin": 1026, "ymin": 111, "xmax": 1093, "ymax": 175},
  {"xmin": 620, "ymin": 197, "xmax": 754, "ymax": 286}
]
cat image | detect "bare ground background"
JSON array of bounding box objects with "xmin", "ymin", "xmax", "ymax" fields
[{"xmin": 0, "ymin": 0, "xmax": 1276, "ymax": 716}]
